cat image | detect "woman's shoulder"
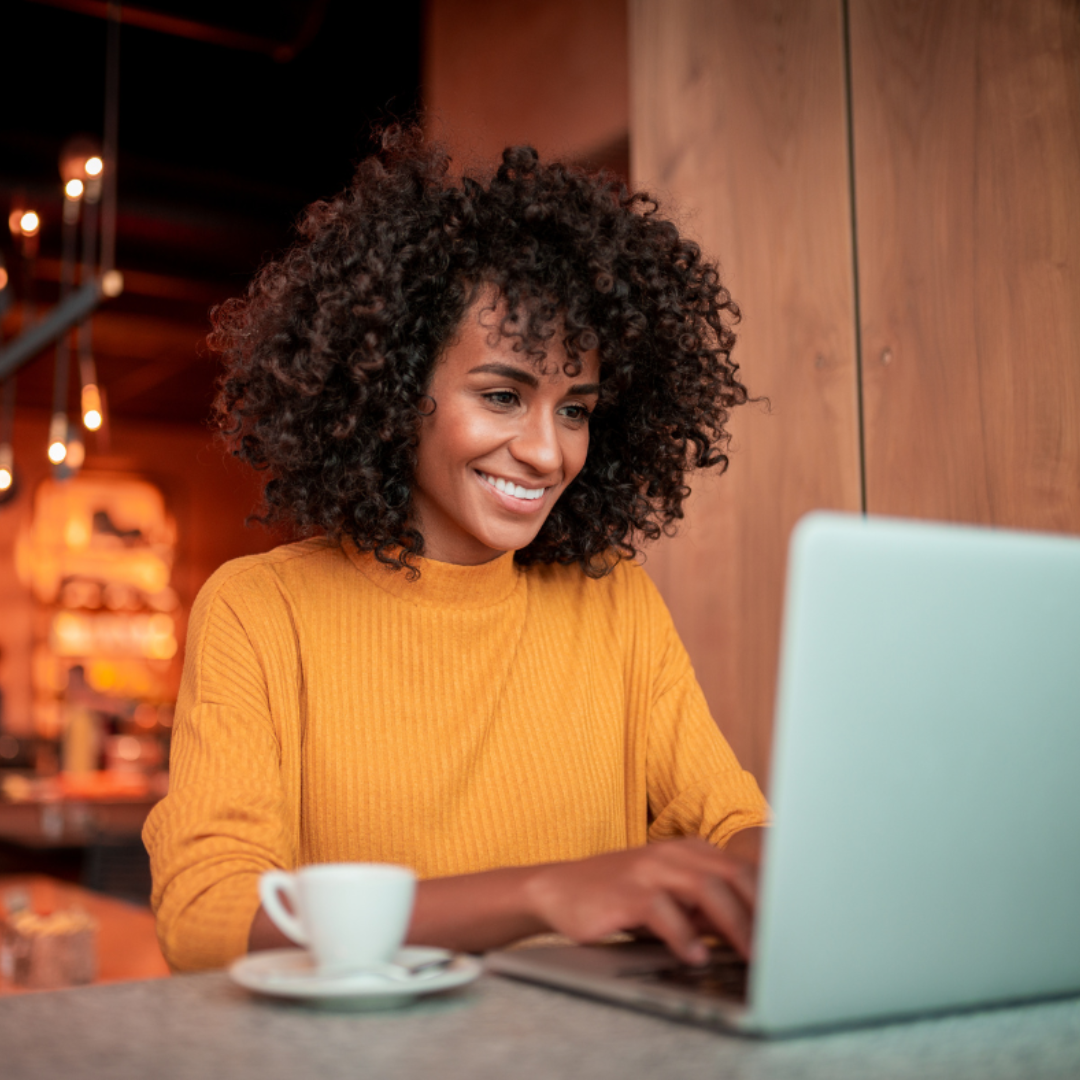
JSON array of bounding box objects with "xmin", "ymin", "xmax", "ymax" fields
[
  {"xmin": 526, "ymin": 554, "xmax": 668, "ymax": 617},
  {"xmin": 193, "ymin": 537, "xmax": 344, "ymax": 611},
  {"xmin": 525, "ymin": 556, "xmax": 679, "ymax": 673}
]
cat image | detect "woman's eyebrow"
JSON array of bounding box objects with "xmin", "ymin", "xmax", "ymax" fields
[
  {"xmin": 569, "ymin": 383, "xmax": 601, "ymax": 396},
  {"xmin": 468, "ymin": 363, "xmax": 539, "ymax": 388}
]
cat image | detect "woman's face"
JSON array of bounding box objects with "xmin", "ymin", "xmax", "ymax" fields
[{"xmin": 411, "ymin": 298, "xmax": 601, "ymax": 565}]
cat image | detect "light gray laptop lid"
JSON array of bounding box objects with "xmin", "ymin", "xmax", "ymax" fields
[{"xmin": 751, "ymin": 512, "xmax": 1080, "ymax": 1032}]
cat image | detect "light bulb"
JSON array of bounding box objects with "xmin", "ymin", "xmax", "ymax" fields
[
  {"xmin": 48, "ymin": 413, "xmax": 68, "ymax": 464},
  {"xmin": 101, "ymin": 270, "xmax": 124, "ymax": 297},
  {"xmin": 85, "ymin": 156, "xmax": 103, "ymax": 176},
  {"xmin": 82, "ymin": 384, "xmax": 103, "ymax": 430},
  {"xmin": 0, "ymin": 444, "xmax": 12, "ymax": 491},
  {"xmin": 19, "ymin": 211, "xmax": 40, "ymax": 236},
  {"xmin": 0, "ymin": 266, "xmax": 8, "ymax": 291},
  {"xmin": 0, "ymin": 468, "xmax": 11, "ymax": 492},
  {"xmin": 65, "ymin": 178, "xmax": 84, "ymax": 200}
]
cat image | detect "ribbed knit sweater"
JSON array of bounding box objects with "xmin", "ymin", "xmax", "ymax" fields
[{"xmin": 144, "ymin": 539, "xmax": 769, "ymax": 972}]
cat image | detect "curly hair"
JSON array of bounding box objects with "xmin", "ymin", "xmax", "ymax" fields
[{"xmin": 210, "ymin": 125, "xmax": 746, "ymax": 576}]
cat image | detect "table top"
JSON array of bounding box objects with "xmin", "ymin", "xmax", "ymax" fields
[
  {"xmin": 0, "ymin": 874, "xmax": 169, "ymax": 994},
  {"xmin": 0, "ymin": 785, "xmax": 159, "ymax": 848},
  {"xmin": 1, "ymin": 965, "xmax": 1078, "ymax": 1080}
]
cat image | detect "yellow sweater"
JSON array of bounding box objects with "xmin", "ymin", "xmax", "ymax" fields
[{"xmin": 144, "ymin": 539, "xmax": 769, "ymax": 971}]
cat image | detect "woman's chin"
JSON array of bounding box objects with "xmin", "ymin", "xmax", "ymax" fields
[
  {"xmin": 469, "ymin": 516, "xmax": 550, "ymax": 560},
  {"xmin": 475, "ymin": 526, "xmax": 543, "ymax": 558},
  {"xmin": 421, "ymin": 521, "xmax": 543, "ymax": 565}
]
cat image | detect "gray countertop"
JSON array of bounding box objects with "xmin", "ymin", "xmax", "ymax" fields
[{"xmin": 2, "ymin": 969, "xmax": 1080, "ymax": 1080}]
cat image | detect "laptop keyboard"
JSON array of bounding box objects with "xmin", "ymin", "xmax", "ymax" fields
[
  {"xmin": 650, "ymin": 958, "xmax": 748, "ymax": 1000},
  {"xmin": 633, "ymin": 944, "xmax": 749, "ymax": 1002}
]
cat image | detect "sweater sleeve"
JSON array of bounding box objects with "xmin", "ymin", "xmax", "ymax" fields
[
  {"xmin": 627, "ymin": 568, "xmax": 770, "ymax": 847},
  {"xmin": 645, "ymin": 665, "xmax": 770, "ymax": 846},
  {"xmin": 142, "ymin": 565, "xmax": 300, "ymax": 971}
]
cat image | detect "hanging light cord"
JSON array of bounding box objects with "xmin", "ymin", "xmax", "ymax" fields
[
  {"xmin": 100, "ymin": 2, "xmax": 120, "ymax": 276},
  {"xmin": 0, "ymin": 376, "xmax": 14, "ymax": 446},
  {"xmin": 79, "ymin": 156, "xmax": 101, "ymax": 407},
  {"xmin": 51, "ymin": 190, "xmax": 81, "ymax": 428}
]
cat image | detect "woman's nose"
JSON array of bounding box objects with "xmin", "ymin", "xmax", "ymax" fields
[{"xmin": 510, "ymin": 410, "xmax": 562, "ymax": 476}]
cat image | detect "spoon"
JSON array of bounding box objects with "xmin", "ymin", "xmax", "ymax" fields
[{"xmin": 269, "ymin": 953, "xmax": 454, "ymax": 984}]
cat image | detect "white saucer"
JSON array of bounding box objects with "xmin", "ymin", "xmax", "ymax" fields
[{"xmin": 229, "ymin": 947, "xmax": 481, "ymax": 1006}]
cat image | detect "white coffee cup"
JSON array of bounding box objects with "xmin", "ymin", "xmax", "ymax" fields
[{"xmin": 259, "ymin": 862, "xmax": 416, "ymax": 975}]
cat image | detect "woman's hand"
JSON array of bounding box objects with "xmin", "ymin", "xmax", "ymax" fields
[{"xmin": 521, "ymin": 837, "xmax": 758, "ymax": 965}]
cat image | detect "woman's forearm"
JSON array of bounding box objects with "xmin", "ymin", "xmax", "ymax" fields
[
  {"xmin": 407, "ymin": 865, "xmax": 549, "ymax": 952},
  {"xmin": 248, "ymin": 903, "xmax": 295, "ymax": 952},
  {"xmin": 247, "ymin": 864, "xmax": 550, "ymax": 956}
]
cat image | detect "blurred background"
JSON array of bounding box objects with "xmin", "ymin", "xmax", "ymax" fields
[{"xmin": 0, "ymin": 0, "xmax": 1077, "ymax": 983}]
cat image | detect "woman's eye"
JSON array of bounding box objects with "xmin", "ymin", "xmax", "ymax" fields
[
  {"xmin": 561, "ymin": 404, "xmax": 592, "ymax": 423},
  {"xmin": 483, "ymin": 391, "xmax": 519, "ymax": 407}
]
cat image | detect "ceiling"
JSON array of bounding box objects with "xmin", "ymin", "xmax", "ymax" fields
[{"xmin": 0, "ymin": 0, "xmax": 422, "ymax": 426}]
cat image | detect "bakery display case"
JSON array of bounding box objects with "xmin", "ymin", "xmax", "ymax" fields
[{"xmin": 1, "ymin": 472, "xmax": 179, "ymax": 858}]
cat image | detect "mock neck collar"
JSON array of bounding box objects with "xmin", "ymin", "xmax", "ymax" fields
[{"xmin": 343, "ymin": 543, "xmax": 523, "ymax": 608}]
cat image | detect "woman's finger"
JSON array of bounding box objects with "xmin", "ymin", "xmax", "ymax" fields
[
  {"xmin": 654, "ymin": 838, "xmax": 760, "ymax": 911},
  {"xmin": 644, "ymin": 850, "xmax": 755, "ymax": 959},
  {"xmin": 713, "ymin": 856, "xmax": 759, "ymax": 912},
  {"xmin": 679, "ymin": 873, "xmax": 754, "ymax": 960},
  {"xmin": 642, "ymin": 891, "xmax": 710, "ymax": 966}
]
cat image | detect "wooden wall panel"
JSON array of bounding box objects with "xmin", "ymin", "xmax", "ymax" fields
[
  {"xmin": 851, "ymin": 0, "xmax": 1080, "ymax": 531},
  {"xmin": 424, "ymin": 0, "xmax": 629, "ymax": 170},
  {"xmin": 630, "ymin": 0, "xmax": 862, "ymax": 788}
]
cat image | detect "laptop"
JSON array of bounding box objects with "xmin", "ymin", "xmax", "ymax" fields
[{"xmin": 487, "ymin": 512, "xmax": 1080, "ymax": 1035}]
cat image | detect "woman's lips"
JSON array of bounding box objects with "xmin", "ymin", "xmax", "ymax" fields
[{"xmin": 475, "ymin": 470, "xmax": 551, "ymax": 513}]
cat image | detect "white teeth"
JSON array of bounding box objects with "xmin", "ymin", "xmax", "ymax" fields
[{"xmin": 480, "ymin": 473, "xmax": 544, "ymax": 501}]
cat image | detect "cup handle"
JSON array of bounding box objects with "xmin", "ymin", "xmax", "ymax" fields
[{"xmin": 259, "ymin": 870, "xmax": 308, "ymax": 946}]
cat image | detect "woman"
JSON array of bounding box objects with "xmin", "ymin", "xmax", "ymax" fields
[{"xmin": 144, "ymin": 128, "xmax": 769, "ymax": 972}]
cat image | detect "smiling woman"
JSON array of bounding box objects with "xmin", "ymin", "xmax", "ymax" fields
[{"xmin": 143, "ymin": 127, "xmax": 769, "ymax": 974}]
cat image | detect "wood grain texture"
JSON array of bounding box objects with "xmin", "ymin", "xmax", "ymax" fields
[
  {"xmin": 424, "ymin": 0, "xmax": 629, "ymax": 170},
  {"xmin": 851, "ymin": 0, "xmax": 1080, "ymax": 531},
  {"xmin": 630, "ymin": 0, "xmax": 862, "ymax": 789}
]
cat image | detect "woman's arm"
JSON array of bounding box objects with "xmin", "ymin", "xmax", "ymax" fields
[
  {"xmin": 147, "ymin": 566, "xmax": 305, "ymax": 972},
  {"xmin": 249, "ymin": 832, "xmax": 762, "ymax": 964},
  {"xmin": 248, "ymin": 863, "xmax": 547, "ymax": 955}
]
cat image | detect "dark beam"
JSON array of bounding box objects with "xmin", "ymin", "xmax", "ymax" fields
[
  {"xmin": 25, "ymin": 0, "xmax": 329, "ymax": 63},
  {"xmin": 0, "ymin": 280, "xmax": 110, "ymax": 380}
]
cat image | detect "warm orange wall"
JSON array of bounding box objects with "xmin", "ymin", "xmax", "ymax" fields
[
  {"xmin": 0, "ymin": 409, "xmax": 281, "ymax": 735},
  {"xmin": 423, "ymin": 0, "xmax": 629, "ymax": 170}
]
